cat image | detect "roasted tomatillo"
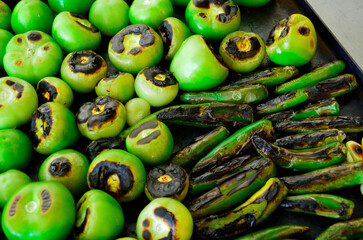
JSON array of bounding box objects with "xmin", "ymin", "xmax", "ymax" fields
[
  {"xmin": 48, "ymin": 0, "xmax": 95, "ymax": 15},
  {"xmin": 0, "ymin": 1, "xmax": 11, "ymax": 30},
  {"xmin": 125, "ymin": 98, "xmax": 151, "ymax": 126},
  {"xmin": 266, "ymin": 13, "xmax": 317, "ymax": 66},
  {"xmin": 233, "ymin": 0, "xmax": 271, "ymax": 7},
  {"xmin": 36, "ymin": 77, "xmax": 74, "ymax": 108},
  {"xmin": 185, "ymin": 0, "xmax": 241, "ymax": 41},
  {"xmin": 86, "ymin": 137, "xmax": 125, "ymax": 161},
  {"xmin": 0, "ymin": 30, "xmax": 13, "ymax": 69}
]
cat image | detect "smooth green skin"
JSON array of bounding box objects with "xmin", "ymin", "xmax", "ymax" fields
[
  {"xmin": 0, "ymin": 170, "xmax": 31, "ymax": 209},
  {"xmin": 0, "ymin": 129, "xmax": 33, "ymax": 173},
  {"xmin": 108, "ymin": 24, "xmax": 163, "ymax": 75},
  {"xmin": 126, "ymin": 121, "xmax": 174, "ymax": 166},
  {"xmin": 235, "ymin": 225, "xmax": 309, "ymax": 240},
  {"xmin": 31, "ymin": 102, "xmax": 80, "ymax": 155},
  {"xmin": 52, "ymin": 11, "xmax": 101, "ymax": 52},
  {"xmin": 135, "ymin": 68, "xmax": 179, "ymax": 107},
  {"xmin": 38, "ymin": 149, "xmax": 90, "ymax": 197},
  {"xmin": 0, "ymin": 77, "xmax": 38, "ymax": 129},
  {"xmin": 11, "ymin": 0, "xmax": 54, "ymax": 34},
  {"xmin": 136, "ymin": 198, "xmax": 193, "ymax": 240},
  {"xmin": 316, "ymin": 218, "xmax": 363, "ymax": 240},
  {"xmin": 89, "ymin": 0, "xmax": 129, "ymax": 36},
  {"xmin": 170, "ymin": 35, "xmax": 229, "ymax": 91},
  {"xmin": 266, "ymin": 14, "xmax": 317, "ymax": 66},
  {"xmin": 233, "ymin": 0, "xmax": 271, "ymax": 7},
  {"xmin": 129, "ymin": 0, "xmax": 173, "ymax": 29},
  {"xmin": 88, "ymin": 149, "xmax": 146, "ymax": 203},
  {"xmin": 158, "ymin": 17, "xmax": 191, "ymax": 61},
  {"xmin": 4, "ymin": 31, "xmax": 63, "ymax": 86},
  {"xmin": 95, "ymin": 72, "xmax": 135, "ymax": 104},
  {"xmin": 37, "ymin": 77, "xmax": 74, "ymax": 108},
  {"xmin": 61, "ymin": 50, "xmax": 107, "ymax": 93},
  {"xmin": 1, "ymin": 181, "xmax": 75, "ymax": 240},
  {"xmin": 48, "ymin": 0, "xmax": 95, "ymax": 15},
  {"xmin": 0, "ymin": 30, "xmax": 13, "ymax": 69},
  {"xmin": 220, "ymin": 31, "xmax": 266, "ymax": 73},
  {"xmin": 185, "ymin": 0, "xmax": 241, "ymax": 42},
  {"xmin": 74, "ymin": 189, "xmax": 124, "ymax": 240},
  {"xmin": 0, "ymin": 1, "xmax": 11, "ymax": 30},
  {"xmin": 275, "ymin": 60, "xmax": 346, "ymax": 94},
  {"xmin": 125, "ymin": 98, "xmax": 151, "ymax": 126}
]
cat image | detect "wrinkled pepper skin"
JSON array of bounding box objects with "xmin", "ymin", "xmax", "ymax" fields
[
  {"xmin": 194, "ymin": 177, "xmax": 288, "ymax": 239},
  {"xmin": 275, "ymin": 60, "xmax": 346, "ymax": 94},
  {"xmin": 235, "ymin": 225, "xmax": 309, "ymax": 240},
  {"xmin": 315, "ymin": 218, "xmax": 363, "ymax": 240},
  {"xmin": 280, "ymin": 162, "xmax": 363, "ymax": 194},
  {"xmin": 188, "ymin": 158, "xmax": 276, "ymax": 219},
  {"xmin": 252, "ymin": 136, "xmax": 346, "ymax": 172},
  {"xmin": 280, "ymin": 193, "xmax": 355, "ymax": 220}
]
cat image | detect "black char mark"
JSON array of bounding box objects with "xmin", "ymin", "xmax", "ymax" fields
[
  {"xmin": 30, "ymin": 103, "xmax": 53, "ymax": 148},
  {"xmin": 9, "ymin": 195, "xmax": 21, "ymax": 217},
  {"xmin": 86, "ymin": 137, "xmax": 125, "ymax": 160},
  {"xmin": 68, "ymin": 50, "xmax": 104, "ymax": 75},
  {"xmin": 48, "ymin": 157, "xmax": 72, "ymax": 177},
  {"xmin": 129, "ymin": 121, "xmax": 159, "ymax": 139},
  {"xmin": 37, "ymin": 79, "xmax": 58, "ymax": 102},
  {"xmin": 137, "ymin": 130, "xmax": 161, "ymax": 145},
  {"xmin": 158, "ymin": 20, "xmax": 173, "ymax": 56},
  {"xmin": 193, "ymin": 0, "xmax": 210, "ymax": 8},
  {"xmin": 299, "ymin": 26, "xmax": 310, "ymax": 36},
  {"xmin": 225, "ymin": 36, "xmax": 261, "ymax": 60},
  {"xmin": 74, "ymin": 207, "xmax": 91, "ymax": 237},
  {"xmin": 142, "ymin": 66, "xmax": 177, "ymax": 87},
  {"xmin": 6, "ymin": 80, "xmax": 24, "ymax": 99},
  {"xmin": 266, "ymin": 17, "xmax": 290, "ymax": 46},
  {"xmin": 154, "ymin": 207, "xmax": 176, "ymax": 239},
  {"xmin": 70, "ymin": 12, "xmax": 99, "ymax": 33},
  {"xmin": 27, "ymin": 31, "xmax": 42, "ymax": 42},
  {"xmin": 41, "ymin": 189, "xmax": 52, "ymax": 213},
  {"xmin": 217, "ymin": 1, "xmax": 238, "ymax": 23}
]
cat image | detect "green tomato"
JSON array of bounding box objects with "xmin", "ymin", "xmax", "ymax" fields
[
  {"xmin": 38, "ymin": 149, "xmax": 90, "ymax": 198},
  {"xmin": 89, "ymin": 0, "xmax": 130, "ymax": 36},
  {"xmin": 170, "ymin": 35, "xmax": 229, "ymax": 91},
  {"xmin": 0, "ymin": 29, "xmax": 13, "ymax": 69},
  {"xmin": 74, "ymin": 189, "xmax": 124, "ymax": 240},
  {"xmin": 0, "ymin": 76, "xmax": 38, "ymax": 129},
  {"xmin": 52, "ymin": 11, "xmax": 101, "ymax": 52},
  {"xmin": 136, "ymin": 197, "xmax": 193, "ymax": 240},
  {"xmin": 0, "ymin": 1, "xmax": 11, "ymax": 30},
  {"xmin": 11, "ymin": 0, "xmax": 54, "ymax": 34},
  {"xmin": 1, "ymin": 181, "xmax": 75, "ymax": 240},
  {"xmin": 36, "ymin": 77, "xmax": 74, "ymax": 108},
  {"xmin": 126, "ymin": 120, "xmax": 173, "ymax": 166},
  {"xmin": 95, "ymin": 72, "xmax": 135, "ymax": 104},
  {"xmin": 0, "ymin": 169, "xmax": 31, "ymax": 209},
  {"xmin": 219, "ymin": 31, "xmax": 266, "ymax": 73},
  {"xmin": 266, "ymin": 13, "xmax": 317, "ymax": 66},
  {"xmin": 30, "ymin": 102, "xmax": 80, "ymax": 155},
  {"xmin": 233, "ymin": 0, "xmax": 271, "ymax": 7},
  {"xmin": 185, "ymin": 0, "xmax": 241, "ymax": 41},
  {"xmin": 129, "ymin": 0, "xmax": 173, "ymax": 30},
  {"xmin": 87, "ymin": 149, "xmax": 146, "ymax": 203},
  {"xmin": 0, "ymin": 129, "xmax": 33, "ymax": 173},
  {"xmin": 76, "ymin": 96, "xmax": 127, "ymax": 140},
  {"xmin": 108, "ymin": 24, "xmax": 164, "ymax": 75},
  {"xmin": 125, "ymin": 98, "xmax": 151, "ymax": 126},
  {"xmin": 48, "ymin": 0, "xmax": 95, "ymax": 15},
  {"xmin": 61, "ymin": 50, "xmax": 107, "ymax": 93},
  {"xmin": 4, "ymin": 31, "xmax": 63, "ymax": 86}
]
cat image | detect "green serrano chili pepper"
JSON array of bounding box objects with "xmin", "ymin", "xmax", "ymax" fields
[
  {"xmin": 275, "ymin": 60, "xmax": 346, "ymax": 94},
  {"xmin": 263, "ymin": 98, "xmax": 339, "ymax": 122},
  {"xmin": 273, "ymin": 129, "xmax": 346, "ymax": 150},
  {"xmin": 280, "ymin": 162, "xmax": 363, "ymax": 194},
  {"xmin": 171, "ymin": 126, "xmax": 230, "ymax": 168},
  {"xmin": 188, "ymin": 158, "xmax": 276, "ymax": 219},
  {"xmin": 194, "ymin": 177, "xmax": 288, "ymax": 239},
  {"xmin": 280, "ymin": 193, "xmax": 354, "ymax": 220},
  {"xmin": 316, "ymin": 218, "xmax": 363, "ymax": 240},
  {"xmin": 235, "ymin": 225, "xmax": 310, "ymax": 240},
  {"xmin": 180, "ymin": 84, "xmax": 268, "ymax": 105},
  {"xmin": 252, "ymin": 136, "xmax": 346, "ymax": 172}
]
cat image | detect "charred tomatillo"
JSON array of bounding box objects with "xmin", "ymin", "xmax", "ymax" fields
[
  {"xmin": 0, "ymin": 30, "xmax": 13, "ymax": 69},
  {"xmin": 52, "ymin": 11, "xmax": 101, "ymax": 52},
  {"xmin": 36, "ymin": 77, "xmax": 74, "ymax": 108},
  {"xmin": 0, "ymin": 76, "xmax": 38, "ymax": 129},
  {"xmin": 30, "ymin": 102, "xmax": 80, "ymax": 155},
  {"xmin": 220, "ymin": 31, "xmax": 266, "ymax": 73},
  {"xmin": 129, "ymin": 0, "xmax": 173, "ymax": 30},
  {"xmin": 108, "ymin": 24, "xmax": 164, "ymax": 75},
  {"xmin": 125, "ymin": 98, "xmax": 151, "ymax": 126},
  {"xmin": 0, "ymin": 1, "xmax": 11, "ymax": 30},
  {"xmin": 266, "ymin": 13, "xmax": 317, "ymax": 66},
  {"xmin": 87, "ymin": 149, "xmax": 146, "ymax": 203},
  {"xmin": 74, "ymin": 189, "xmax": 125, "ymax": 240},
  {"xmin": 4, "ymin": 31, "xmax": 63, "ymax": 86},
  {"xmin": 86, "ymin": 137, "xmax": 125, "ymax": 161},
  {"xmin": 170, "ymin": 35, "xmax": 229, "ymax": 91},
  {"xmin": 1, "ymin": 181, "xmax": 75, "ymax": 240},
  {"xmin": 185, "ymin": 0, "xmax": 241, "ymax": 42},
  {"xmin": 233, "ymin": 0, "xmax": 271, "ymax": 7},
  {"xmin": 48, "ymin": 0, "xmax": 95, "ymax": 15}
]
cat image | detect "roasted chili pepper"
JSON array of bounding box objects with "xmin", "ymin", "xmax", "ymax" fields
[
  {"xmin": 280, "ymin": 193, "xmax": 354, "ymax": 220},
  {"xmin": 235, "ymin": 225, "xmax": 309, "ymax": 240},
  {"xmin": 252, "ymin": 136, "xmax": 346, "ymax": 172},
  {"xmin": 194, "ymin": 177, "xmax": 288, "ymax": 239},
  {"xmin": 275, "ymin": 60, "xmax": 346, "ymax": 94},
  {"xmin": 315, "ymin": 218, "xmax": 363, "ymax": 240},
  {"xmin": 346, "ymin": 140, "xmax": 363, "ymax": 163}
]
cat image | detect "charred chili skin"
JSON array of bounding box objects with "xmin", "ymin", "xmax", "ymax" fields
[
  {"xmin": 315, "ymin": 218, "xmax": 363, "ymax": 240},
  {"xmin": 194, "ymin": 177, "xmax": 288, "ymax": 239},
  {"xmin": 234, "ymin": 225, "xmax": 309, "ymax": 240},
  {"xmin": 1, "ymin": 181, "xmax": 75, "ymax": 240},
  {"xmin": 86, "ymin": 137, "xmax": 125, "ymax": 161},
  {"xmin": 280, "ymin": 193, "xmax": 355, "ymax": 220}
]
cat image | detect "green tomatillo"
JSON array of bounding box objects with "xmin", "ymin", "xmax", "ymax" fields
[
  {"xmin": 0, "ymin": 30, "xmax": 13, "ymax": 69},
  {"xmin": 0, "ymin": 1, "xmax": 11, "ymax": 30},
  {"xmin": 266, "ymin": 13, "xmax": 317, "ymax": 66},
  {"xmin": 36, "ymin": 77, "xmax": 74, "ymax": 108},
  {"xmin": 48, "ymin": 0, "xmax": 95, "ymax": 15},
  {"xmin": 125, "ymin": 98, "xmax": 151, "ymax": 126},
  {"xmin": 233, "ymin": 0, "xmax": 271, "ymax": 7}
]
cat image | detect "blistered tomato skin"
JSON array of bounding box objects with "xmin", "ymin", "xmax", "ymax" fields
[
  {"xmin": 266, "ymin": 13, "xmax": 317, "ymax": 66},
  {"xmin": 48, "ymin": 0, "xmax": 95, "ymax": 15},
  {"xmin": 4, "ymin": 31, "xmax": 63, "ymax": 86},
  {"xmin": 36, "ymin": 77, "xmax": 74, "ymax": 108},
  {"xmin": 1, "ymin": 181, "xmax": 75, "ymax": 240},
  {"xmin": 0, "ymin": 77, "xmax": 38, "ymax": 130},
  {"xmin": 0, "ymin": 30, "xmax": 13, "ymax": 69},
  {"xmin": 0, "ymin": 1, "xmax": 11, "ymax": 31}
]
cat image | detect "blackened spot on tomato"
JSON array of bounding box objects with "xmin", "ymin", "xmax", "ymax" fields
[
  {"xmin": 266, "ymin": 26, "xmax": 276, "ymax": 46},
  {"xmin": 76, "ymin": 196, "xmax": 87, "ymax": 212},
  {"xmin": 102, "ymin": 72, "xmax": 125, "ymax": 82},
  {"xmin": 74, "ymin": 207, "xmax": 91, "ymax": 237},
  {"xmin": 355, "ymin": 145, "xmax": 363, "ymax": 155},
  {"xmin": 137, "ymin": 130, "xmax": 161, "ymax": 145},
  {"xmin": 68, "ymin": 50, "xmax": 105, "ymax": 75},
  {"xmin": 142, "ymin": 66, "xmax": 177, "ymax": 87},
  {"xmin": 154, "ymin": 207, "xmax": 176, "ymax": 239},
  {"xmin": 225, "ymin": 36, "xmax": 261, "ymax": 60},
  {"xmin": 280, "ymin": 25, "xmax": 290, "ymax": 39},
  {"xmin": 5, "ymin": 80, "xmax": 24, "ymax": 99},
  {"xmin": 129, "ymin": 121, "xmax": 159, "ymax": 139},
  {"xmin": 70, "ymin": 12, "xmax": 99, "ymax": 33},
  {"xmin": 43, "ymin": 45, "xmax": 50, "ymax": 51},
  {"xmin": 41, "ymin": 189, "xmax": 52, "ymax": 213},
  {"xmin": 143, "ymin": 218, "xmax": 150, "ymax": 227},
  {"xmin": 37, "ymin": 79, "xmax": 58, "ymax": 103},
  {"xmin": 217, "ymin": 4, "xmax": 238, "ymax": 23},
  {"xmin": 199, "ymin": 12, "xmax": 207, "ymax": 19},
  {"xmin": 30, "ymin": 103, "xmax": 53, "ymax": 148},
  {"xmin": 9, "ymin": 195, "xmax": 21, "ymax": 217},
  {"xmin": 86, "ymin": 137, "xmax": 125, "ymax": 161},
  {"xmin": 27, "ymin": 31, "xmax": 42, "ymax": 42},
  {"xmin": 158, "ymin": 20, "xmax": 173, "ymax": 56},
  {"xmin": 142, "ymin": 229, "xmax": 152, "ymax": 240},
  {"xmin": 193, "ymin": 0, "xmax": 210, "ymax": 8},
  {"xmin": 298, "ymin": 26, "xmax": 310, "ymax": 36},
  {"xmin": 0, "ymin": 104, "xmax": 3, "ymax": 108},
  {"xmin": 49, "ymin": 157, "xmax": 72, "ymax": 177},
  {"xmin": 128, "ymin": 47, "xmax": 142, "ymax": 55},
  {"xmin": 15, "ymin": 60, "xmax": 22, "ymax": 66},
  {"xmin": 16, "ymin": 37, "xmax": 22, "ymax": 44}
]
